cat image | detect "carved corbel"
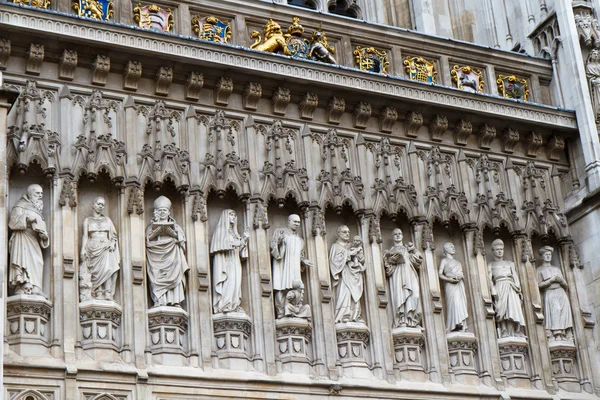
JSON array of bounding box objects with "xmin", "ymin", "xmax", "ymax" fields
[
  {"xmin": 242, "ymin": 82, "xmax": 261, "ymax": 110},
  {"xmin": 214, "ymin": 76, "xmax": 233, "ymax": 106},
  {"xmin": 378, "ymin": 106, "xmax": 398, "ymax": 133},
  {"xmin": 58, "ymin": 176, "xmax": 77, "ymax": 208},
  {"xmin": 26, "ymin": 43, "xmax": 44, "ymax": 75},
  {"xmin": 154, "ymin": 66, "xmax": 173, "ymax": 96},
  {"xmin": 92, "ymin": 55, "xmax": 110, "ymax": 86},
  {"xmin": 454, "ymin": 119, "xmax": 472, "ymax": 145},
  {"xmin": 271, "ymin": 87, "xmax": 291, "ymax": 115},
  {"xmin": 327, "ymin": 96, "xmax": 345, "ymax": 124},
  {"xmin": 428, "ymin": 115, "xmax": 448, "ymax": 142},
  {"xmin": 185, "ymin": 71, "xmax": 204, "ymax": 100},
  {"xmin": 58, "ymin": 49, "xmax": 78, "ymax": 81},
  {"xmin": 404, "ymin": 111, "xmax": 423, "ymax": 138},
  {"xmin": 546, "ymin": 135, "xmax": 565, "ymax": 161},
  {"xmin": 502, "ymin": 127, "xmax": 519, "ymax": 153},
  {"xmin": 478, "ymin": 124, "xmax": 496, "ymax": 149},
  {"xmin": 526, "ymin": 132, "xmax": 543, "ymax": 157},
  {"xmin": 299, "ymin": 92, "xmax": 318, "ymax": 120},
  {"xmin": 353, "ymin": 101, "xmax": 372, "ymax": 129},
  {"xmin": 123, "ymin": 60, "xmax": 142, "ymax": 91},
  {"xmin": 0, "ymin": 38, "xmax": 10, "ymax": 69}
]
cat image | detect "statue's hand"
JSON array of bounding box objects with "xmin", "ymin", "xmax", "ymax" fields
[
  {"xmin": 243, "ymin": 228, "xmax": 251, "ymax": 240},
  {"xmin": 302, "ymin": 259, "xmax": 313, "ymax": 268},
  {"xmin": 39, "ymin": 231, "xmax": 48, "ymax": 241}
]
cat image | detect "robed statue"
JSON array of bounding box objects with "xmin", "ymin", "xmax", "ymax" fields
[{"xmin": 438, "ymin": 242, "xmax": 468, "ymax": 332}]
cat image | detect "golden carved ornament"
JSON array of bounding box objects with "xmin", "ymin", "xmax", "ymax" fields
[
  {"xmin": 353, "ymin": 46, "xmax": 389, "ymax": 74},
  {"xmin": 133, "ymin": 3, "xmax": 174, "ymax": 33},
  {"xmin": 13, "ymin": 0, "xmax": 50, "ymax": 9},
  {"xmin": 73, "ymin": 0, "xmax": 114, "ymax": 21},
  {"xmin": 191, "ymin": 15, "xmax": 232, "ymax": 44},
  {"xmin": 497, "ymin": 75, "xmax": 529, "ymax": 101},
  {"xmin": 451, "ymin": 65, "xmax": 484, "ymax": 93},
  {"xmin": 404, "ymin": 56, "xmax": 437, "ymax": 84}
]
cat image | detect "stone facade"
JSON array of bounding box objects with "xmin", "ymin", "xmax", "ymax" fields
[{"xmin": 1, "ymin": 1, "xmax": 600, "ymax": 400}]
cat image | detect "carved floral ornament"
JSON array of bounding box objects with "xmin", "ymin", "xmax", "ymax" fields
[
  {"xmin": 404, "ymin": 56, "xmax": 437, "ymax": 84},
  {"xmin": 134, "ymin": 3, "xmax": 174, "ymax": 33},
  {"xmin": 451, "ymin": 65, "xmax": 484, "ymax": 93},
  {"xmin": 191, "ymin": 15, "xmax": 231, "ymax": 44},
  {"xmin": 73, "ymin": 0, "xmax": 114, "ymax": 21},
  {"xmin": 497, "ymin": 75, "xmax": 529, "ymax": 101}
]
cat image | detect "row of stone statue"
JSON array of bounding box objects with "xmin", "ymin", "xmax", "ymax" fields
[{"xmin": 9, "ymin": 185, "xmax": 573, "ymax": 343}]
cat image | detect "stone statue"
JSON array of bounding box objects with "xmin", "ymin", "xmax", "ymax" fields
[
  {"xmin": 146, "ymin": 196, "xmax": 190, "ymax": 307},
  {"xmin": 210, "ymin": 209, "xmax": 250, "ymax": 314},
  {"xmin": 330, "ymin": 227, "xmax": 366, "ymax": 323},
  {"xmin": 284, "ymin": 279, "xmax": 311, "ymax": 320},
  {"xmin": 80, "ymin": 197, "xmax": 120, "ymax": 302},
  {"xmin": 537, "ymin": 245, "xmax": 573, "ymax": 342},
  {"xmin": 271, "ymin": 214, "xmax": 313, "ymax": 319},
  {"xmin": 8, "ymin": 184, "xmax": 49, "ymax": 296},
  {"xmin": 438, "ymin": 242, "xmax": 468, "ymax": 332},
  {"xmin": 586, "ymin": 49, "xmax": 600, "ymax": 122},
  {"xmin": 383, "ymin": 228, "xmax": 423, "ymax": 328},
  {"xmin": 309, "ymin": 30, "xmax": 336, "ymax": 64},
  {"xmin": 488, "ymin": 239, "xmax": 526, "ymax": 338}
]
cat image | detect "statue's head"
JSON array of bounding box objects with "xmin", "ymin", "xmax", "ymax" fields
[
  {"xmin": 589, "ymin": 49, "xmax": 600, "ymax": 64},
  {"xmin": 352, "ymin": 235, "xmax": 362, "ymax": 247},
  {"xmin": 26, "ymin": 184, "xmax": 44, "ymax": 211},
  {"xmin": 153, "ymin": 196, "xmax": 172, "ymax": 221},
  {"xmin": 392, "ymin": 228, "xmax": 403, "ymax": 243},
  {"xmin": 292, "ymin": 279, "xmax": 304, "ymax": 294},
  {"xmin": 491, "ymin": 238, "xmax": 505, "ymax": 258},
  {"xmin": 336, "ymin": 225, "xmax": 350, "ymax": 242},
  {"xmin": 443, "ymin": 242, "xmax": 456, "ymax": 256},
  {"xmin": 538, "ymin": 245, "xmax": 554, "ymax": 262},
  {"xmin": 288, "ymin": 214, "xmax": 301, "ymax": 232},
  {"xmin": 92, "ymin": 196, "xmax": 106, "ymax": 214},
  {"xmin": 264, "ymin": 19, "xmax": 282, "ymax": 38}
]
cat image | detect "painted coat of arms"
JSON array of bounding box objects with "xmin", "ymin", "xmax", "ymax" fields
[
  {"xmin": 497, "ymin": 75, "xmax": 529, "ymax": 101},
  {"xmin": 73, "ymin": 0, "xmax": 114, "ymax": 21},
  {"xmin": 13, "ymin": 0, "xmax": 50, "ymax": 9},
  {"xmin": 192, "ymin": 15, "xmax": 232, "ymax": 44},
  {"xmin": 134, "ymin": 4, "xmax": 174, "ymax": 33},
  {"xmin": 353, "ymin": 46, "xmax": 389, "ymax": 74},
  {"xmin": 404, "ymin": 56, "xmax": 437, "ymax": 83},
  {"xmin": 451, "ymin": 65, "xmax": 484, "ymax": 93}
]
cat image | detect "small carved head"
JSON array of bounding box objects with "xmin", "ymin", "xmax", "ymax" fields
[
  {"xmin": 288, "ymin": 214, "xmax": 301, "ymax": 232},
  {"xmin": 26, "ymin": 184, "xmax": 44, "ymax": 204},
  {"xmin": 491, "ymin": 238, "xmax": 504, "ymax": 258},
  {"xmin": 392, "ymin": 228, "xmax": 403, "ymax": 244},
  {"xmin": 538, "ymin": 245, "xmax": 554, "ymax": 263},
  {"xmin": 443, "ymin": 242, "xmax": 456, "ymax": 256},
  {"xmin": 153, "ymin": 195, "xmax": 172, "ymax": 221},
  {"xmin": 92, "ymin": 196, "xmax": 106, "ymax": 214},
  {"xmin": 336, "ymin": 225, "xmax": 350, "ymax": 242}
]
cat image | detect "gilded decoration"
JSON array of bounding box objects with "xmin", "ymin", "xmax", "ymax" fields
[
  {"xmin": 192, "ymin": 15, "xmax": 231, "ymax": 44},
  {"xmin": 497, "ymin": 75, "xmax": 529, "ymax": 101},
  {"xmin": 404, "ymin": 56, "xmax": 437, "ymax": 83},
  {"xmin": 13, "ymin": 0, "xmax": 50, "ymax": 8},
  {"xmin": 73, "ymin": 0, "xmax": 114, "ymax": 21},
  {"xmin": 451, "ymin": 65, "xmax": 484, "ymax": 93},
  {"xmin": 134, "ymin": 4, "xmax": 174, "ymax": 33},
  {"xmin": 251, "ymin": 17, "xmax": 336, "ymax": 64},
  {"xmin": 354, "ymin": 46, "xmax": 389, "ymax": 74}
]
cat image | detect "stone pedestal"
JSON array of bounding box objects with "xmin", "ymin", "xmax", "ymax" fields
[
  {"xmin": 335, "ymin": 322, "xmax": 371, "ymax": 377},
  {"xmin": 147, "ymin": 306, "xmax": 188, "ymax": 365},
  {"xmin": 392, "ymin": 327, "xmax": 425, "ymax": 374},
  {"xmin": 275, "ymin": 317, "xmax": 312, "ymax": 374},
  {"xmin": 213, "ymin": 312, "xmax": 252, "ymax": 370},
  {"xmin": 497, "ymin": 336, "xmax": 530, "ymax": 384},
  {"xmin": 79, "ymin": 300, "xmax": 122, "ymax": 352},
  {"xmin": 447, "ymin": 331, "xmax": 478, "ymax": 384},
  {"xmin": 548, "ymin": 340, "xmax": 579, "ymax": 392},
  {"xmin": 6, "ymin": 294, "xmax": 52, "ymax": 356}
]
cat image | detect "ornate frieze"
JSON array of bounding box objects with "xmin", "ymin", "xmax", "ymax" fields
[
  {"xmin": 14, "ymin": 0, "xmax": 50, "ymax": 8},
  {"xmin": 134, "ymin": 3, "xmax": 174, "ymax": 33},
  {"xmin": 497, "ymin": 75, "xmax": 529, "ymax": 101},
  {"xmin": 73, "ymin": 0, "xmax": 114, "ymax": 21},
  {"xmin": 354, "ymin": 46, "xmax": 389, "ymax": 74},
  {"xmin": 192, "ymin": 15, "xmax": 232, "ymax": 43},
  {"xmin": 451, "ymin": 65, "xmax": 484, "ymax": 93},
  {"xmin": 404, "ymin": 56, "xmax": 437, "ymax": 83}
]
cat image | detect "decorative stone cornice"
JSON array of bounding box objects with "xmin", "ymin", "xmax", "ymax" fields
[{"xmin": 0, "ymin": 7, "xmax": 576, "ymax": 132}]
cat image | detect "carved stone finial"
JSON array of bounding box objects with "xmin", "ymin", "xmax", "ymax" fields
[
  {"xmin": 155, "ymin": 66, "xmax": 173, "ymax": 96},
  {"xmin": 185, "ymin": 71, "xmax": 204, "ymax": 100},
  {"xmin": 123, "ymin": 60, "xmax": 142, "ymax": 91},
  {"xmin": 0, "ymin": 38, "xmax": 11, "ymax": 69},
  {"xmin": 327, "ymin": 96, "xmax": 345, "ymax": 124},
  {"xmin": 299, "ymin": 92, "xmax": 318, "ymax": 120},
  {"xmin": 454, "ymin": 119, "xmax": 472, "ymax": 145},
  {"xmin": 526, "ymin": 132, "xmax": 543, "ymax": 157},
  {"xmin": 429, "ymin": 115, "xmax": 448, "ymax": 142},
  {"xmin": 214, "ymin": 77, "xmax": 233, "ymax": 106},
  {"xmin": 92, "ymin": 55, "xmax": 110, "ymax": 86},
  {"xmin": 242, "ymin": 82, "xmax": 262, "ymax": 110},
  {"xmin": 26, "ymin": 43, "xmax": 44, "ymax": 75},
  {"xmin": 59, "ymin": 49, "xmax": 78, "ymax": 81},
  {"xmin": 353, "ymin": 101, "xmax": 372, "ymax": 129},
  {"xmin": 379, "ymin": 106, "xmax": 398, "ymax": 133},
  {"xmin": 502, "ymin": 127, "xmax": 519, "ymax": 153},
  {"xmin": 478, "ymin": 124, "xmax": 496, "ymax": 150},
  {"xmin": 272, "ymin": 87, "xmax": 291, "ymax": 115},
  {"xmin": 547, "ymin": 135, "xmax": 565, "ymax": 161},
  {"xmin": 58, "ymin": 176, "xmax": 77, "ymax": 208},
  {"xmin": 405, "ymin": 111, "xmax": 423, "ymax": 138}
]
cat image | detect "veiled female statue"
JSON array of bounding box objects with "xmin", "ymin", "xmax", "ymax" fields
[
  {"xmin": 146, "ymin": 196, "xmax": 190, "ymax": 307},
  {"xmin": 210, "ymin": 209, "xmax": 250, "ymax": 314},
  {"xmin": 80, "ymin": 197, "xmax": 120, "ymax": 301},
  {"xmin": 438, "ymin": 242, "xmax": 468, "ymax": 332}
]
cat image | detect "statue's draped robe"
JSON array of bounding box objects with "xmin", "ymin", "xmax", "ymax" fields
[
  {"xmin": 271, "ymin": 228, "xmax": 306, "ymax": 292},
  {"xmin": 82, "ymin": 216, "xmax": 120, "ymax": 292},
  {"xmin": 537, "ymin": 265, "xmax": 573, "ymax": 332},
  {"xmin": 329, "ymin": 241, "xmax": 364, "ymax": 323},
  {"xmin": 490, "ymin": 261, "xmax": 526, "ymax": 328},
  {"xmin": 440, "ymin": 258, "xmax": 468, "ymax": 331},
  {"xmin": 9, "ymin": 197, "xmax": 49, "ymax": 293},
  {"xmin": 210, "ymin": 213, "xmax": 247, "ymax": 313},
  {"xmin": 385, "ymin": 244, "xmax": 422, "ymax": 326},
  {"xmin": 145, "ymin": 219, "xmax": 189, "ymax": 306},
  {"xmin": 587, "ymin": 59, "xmax": 600, "ymax": 120}
]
